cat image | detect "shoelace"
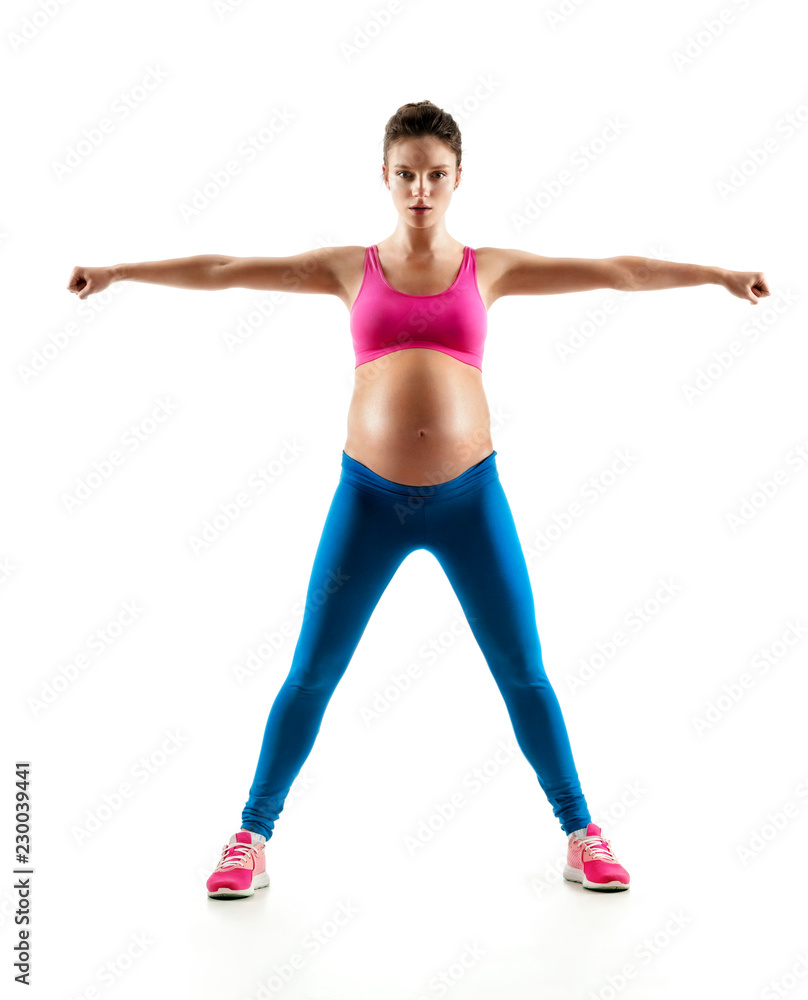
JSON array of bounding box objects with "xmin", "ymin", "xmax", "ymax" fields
[
  {"xmin": 578, "ymin": 835, "xmax": 620, "ymax": 863},
  {"xmin": 215, "ymin": 842, "xmax": 259, "ymax": 871}
]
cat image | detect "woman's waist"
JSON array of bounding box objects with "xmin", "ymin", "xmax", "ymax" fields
[
  {"xmin": 340, "ymin": 443, "xmax": 498, "ymax": 497},
  {"xmin": 343, "ymin": 420, "xmax": 494, "ymax": 487}
]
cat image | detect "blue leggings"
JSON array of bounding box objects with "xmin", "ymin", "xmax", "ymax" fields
[{"xmin": 242, "ymin": 449, "xmax": 591, "ymax": 838}]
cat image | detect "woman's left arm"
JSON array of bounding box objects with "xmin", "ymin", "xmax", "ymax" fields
[
  {"xmin": 486, "ymin": 248, "xmax": 770, "ymax": 305},
  {"xmin": 623, "ymin": 256, "xmax": 770, "ymax": 305}
]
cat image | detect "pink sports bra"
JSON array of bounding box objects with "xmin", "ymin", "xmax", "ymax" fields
[{"xmin": 350, "ymin": 244, "xmax": 488, "ymax": 371}]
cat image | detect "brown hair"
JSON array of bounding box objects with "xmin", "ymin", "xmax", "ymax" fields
[{"xmin": 381, "ymin": 100, "xmax": 462, "ymax": 183}]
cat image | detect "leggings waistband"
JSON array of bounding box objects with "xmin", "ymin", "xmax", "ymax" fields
[{"xmin": 340, "ymin": 449, "xmax": 498, "ymax": 502}]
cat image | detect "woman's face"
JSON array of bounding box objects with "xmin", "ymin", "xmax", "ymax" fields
[{"xmin": 383, "ymin": 136, "xmax": 461, "ymax": 229}]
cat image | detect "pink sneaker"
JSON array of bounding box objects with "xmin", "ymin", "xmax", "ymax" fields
[
  {"xmin": 564, "ymin": 823, "xmax": 630, "ymax": 892},
  {"xmin": 207, "ymin": 830, "xmax": 270, "ymax": 899}
]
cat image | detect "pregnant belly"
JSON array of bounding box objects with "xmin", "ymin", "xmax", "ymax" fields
[{"xmin": 344, "ymin": 349, "xmax": 494, "ymax": 487}]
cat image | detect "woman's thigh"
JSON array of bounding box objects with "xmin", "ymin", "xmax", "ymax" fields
[
  {"xmin": 287, "ymin": 479, "xmax": 416, "ymax": 689},
  {"xmin": 423, "ymin": 478, "xmax": 544, "ymax": 679}
]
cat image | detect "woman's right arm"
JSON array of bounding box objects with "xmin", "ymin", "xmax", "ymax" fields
[{"xmin": 67, "ymin": 247, "xmax": 342, "ymax": 300}]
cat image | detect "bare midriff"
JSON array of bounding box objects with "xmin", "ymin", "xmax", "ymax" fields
[
  {"xmin": 344, "ymin": 347, "xmax": 494, "ymax": 487},
  {"xmin": 339, "ymin": 243, "xmax": 497, "ymax": 488}
]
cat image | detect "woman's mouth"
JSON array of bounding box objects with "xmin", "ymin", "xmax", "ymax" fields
[{"xmin": 409, "ymin": 207, "xmax": 431, "ymax": 213}]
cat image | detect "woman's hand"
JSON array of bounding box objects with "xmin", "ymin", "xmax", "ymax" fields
[
  {"xmin": 66, "ymin": 265, "xmax": 115, "ymax": 300},
  {"xmin": 719, "ymin": 269, "xmax": 770, "ymax": 304}
]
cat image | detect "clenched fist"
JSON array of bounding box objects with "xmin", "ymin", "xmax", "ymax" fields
[{"xmin": 67, "ymin": 265, "xmax": 115, "ymax": 300}]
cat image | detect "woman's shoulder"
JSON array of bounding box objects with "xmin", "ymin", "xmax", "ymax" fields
[
  {"xmin": 329, "ymin": 244, "xmax": 369, "ymax": 281},
  {"xmin": 324, "ymin": 246, "xmax": 371, "ymax": 309},
  {"xmin": 471, "ymin": 246, "xmax": 511, "ymax": 261},
  {"xmin": 470, "ymin": 246, "xmax": 514, "ymax": 296}
]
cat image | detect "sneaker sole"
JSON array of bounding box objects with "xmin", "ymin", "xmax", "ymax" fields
[
  {"xmin": 207, "ymin": 871, "xmax": 270, "ymax": 899},
  {"xmin": 563, "ymin": 864, "xmax": 629, "ymax": 892}
]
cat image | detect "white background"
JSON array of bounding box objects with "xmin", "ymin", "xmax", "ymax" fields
[{"xmin": 3, "ymin": 0, "xmax": 807, "ymax": 997}]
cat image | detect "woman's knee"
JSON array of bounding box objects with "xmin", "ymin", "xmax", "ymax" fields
[
  {"xmin": 284, "ymin": 657, "xmax": 347, "ymax": 696},
  {"xmin": 491, "ymin": 649, "xmax": 549, "ymax": 689}
]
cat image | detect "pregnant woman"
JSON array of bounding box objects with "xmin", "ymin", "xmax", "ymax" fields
[{"xmin": 67, "ymin": 100, "xmax": 769, "ymax": 899}]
